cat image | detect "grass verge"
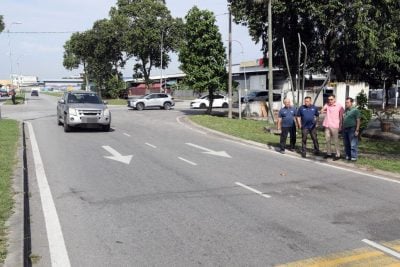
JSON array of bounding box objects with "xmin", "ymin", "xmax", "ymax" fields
[
  {"xmin": 0, "ymin": 119, "xmax": 19, "ymax": 263},
  {"xmin": 189, "ymin": 115, "xmax": 400, "ymax": 174},
  {"xmin": 4, "ymin": 94, "xmax": 25, "ymax": 105},
  {"xmin": 41, "ymin": 91, "xmax": 63, "ymax": 97},
  {"xmin": 104, "ymin": 98, "xmax": 128, "ymax": 105}
]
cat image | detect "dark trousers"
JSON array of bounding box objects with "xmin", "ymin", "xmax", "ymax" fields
[
  {"xmin": 11, "ymin": 95, "xmax": 16, "ymax": 105},
  {"xmin": 301, "ymin": 127, "xmax": 319, "ymax": 154},
  {"xmin": 280, "ymin": 126, "xmax": 296, "ymax": 150}
]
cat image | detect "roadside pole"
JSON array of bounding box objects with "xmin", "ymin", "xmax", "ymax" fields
[{"xmin": 396, "ymin": 79, "xmax": 399, "ymax": 109}]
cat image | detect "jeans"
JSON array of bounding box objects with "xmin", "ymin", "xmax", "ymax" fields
[
  {"xmin": 280, "ymin": 126, "xmax": 296, "ymax": 151},
  {"xmin": 301, "ymin": 127, "xmax": 319, "ymax": 154},
  {"xmin": 343, "ymin": 127, "xmax": 358, "ymax": 159}
]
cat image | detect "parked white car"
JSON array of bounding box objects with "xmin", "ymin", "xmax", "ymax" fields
[
  {"xmin": 127, "ymin": 93, "xmax": 175, "ymax": 110},
  {"xmin": 190, "ymin": 94, "xmax": 229, "ymax": 109}
]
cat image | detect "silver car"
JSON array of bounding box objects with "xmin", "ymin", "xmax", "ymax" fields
[
  {"xmin": 127, "ymin": 93, "xmax": 175, "ymax": 110},
  {"xmin": 57, "ymin": 91, "xmax": 111, "ymax": 132}
]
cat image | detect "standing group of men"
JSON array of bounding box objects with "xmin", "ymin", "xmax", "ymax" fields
[{"xmin": 277, "ymin": 95, "xmax": 361, "ymax": 161}]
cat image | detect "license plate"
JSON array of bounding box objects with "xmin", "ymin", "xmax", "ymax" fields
[{"xmin": 82, "ymin": 117, "xmax": 97, "ymax": 123}]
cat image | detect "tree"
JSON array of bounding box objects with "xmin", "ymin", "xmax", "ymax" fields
[
  {"xmin": 110, "ymin": 0, "xmax": 183, "ymax": 89},
  {"xmin": 0, "ymin": 15, "xmax": 4, "ymax": 32},
  {"xmin": 230, "ymin": 0, "xmax": 400, "ymax": 86},
  {"xmin": 179, "ymin": 6, "xmax": 227, "ymax": 113}
]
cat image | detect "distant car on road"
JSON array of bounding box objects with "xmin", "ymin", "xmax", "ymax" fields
[
  {"xmin": 127, "ymin": 93, "xmax": 174, "ymax": 110},
  {"xmin": 241, "ymin": 90, "xmax": 281, "ymax": 103},
  {"xmin": 190, "ymin": 94, "xmax": 229, "ymax": 109},
  {"xmin": 57, "ymin": 91, "xmax": 111, "ymax": 132},
  {"xmin": 0, "ymin": 89, "xmax": 9, "ymax": 97},
  {"xmin": 31, "ymin": 89, "xmax": 39, "ymax": 96}
]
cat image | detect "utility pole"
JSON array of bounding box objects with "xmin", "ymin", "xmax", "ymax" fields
[
  {"xmin": 160, "ymin": 30, "xmax": 164, "ymax": 93},
  {"xmin": 228, "ymin": 3, "xmax": 233, "ymax": 119},
  {"xmin": 267, "ymin": 0, "xmax": 274, "ymax": 123}
]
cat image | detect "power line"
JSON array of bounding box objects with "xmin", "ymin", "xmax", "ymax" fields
[{"xmin": 2, "ymin": 31, "xmax": 81, "ymax": 34}]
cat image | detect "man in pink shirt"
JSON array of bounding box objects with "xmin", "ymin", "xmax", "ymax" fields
[{"xmin": 321, "ymin": 94, "xmax": 344, "ymax": 160}]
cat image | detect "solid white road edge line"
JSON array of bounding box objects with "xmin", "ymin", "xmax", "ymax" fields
[
  {"xmin": 235, "ymin": 182, "xmax": 271, "ymax": 199},
  {"xmin": 145, "ymin": 143, "xmax": 157, "ymax": 149},
  {"xmin": 178, "ymin": 157, "xmax": 197, "ymax": 166},
  {"xmin": 176, "ymin": 116, "xmax": 207, "ymax": 135},
  {"xmin": 362, "ymin": 239, "xmax": 400, "ymax": 259},
  {"xmin": 123, "ymin": 133, "xmax": 131, "ymax": 137},
  {"xmin": 27, "ymin": 122, "xmax": 71, "ymax": 267}
]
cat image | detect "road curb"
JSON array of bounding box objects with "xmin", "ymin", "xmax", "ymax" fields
[
  {"xmin": 4, "ymin": 122, "xmax": 25, "ymax": 267},
  {"xmin": 181, "ymin": 116, "xmax": 400, "ymax": 180}
]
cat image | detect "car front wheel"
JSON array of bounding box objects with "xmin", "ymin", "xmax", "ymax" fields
[
  {"xmin": 163, "ymin": 102, "xmax": 171, "ymax": 110},
  {"xmin": 63, "ymin": 116, "xmax": 71, "ymax": 132},
  {"xmin": 102, "ymin": 124, "xmax": 111, "ymax": 132},
  {"xmin": 222, "ymin": 102, "xmax": 228, "ymax": 108},
  {"xmin": 136, "ymin": 103, "xmax": 144, "ymax": 111},
  {"xmin": 200, "ymin": 103, "xmax": 207, "ymax": 109}
]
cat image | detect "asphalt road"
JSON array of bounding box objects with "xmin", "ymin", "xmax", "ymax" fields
[{"xmin": 2, "ymin": 93, "xmax": 400, "ymax": 266}]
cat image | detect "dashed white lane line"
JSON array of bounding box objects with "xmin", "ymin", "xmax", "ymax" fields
[
  {"xmin": 235, "ymin": 182, "xmax": 271, "ymax": 199},
  {"xmin": 26, "ymin": 122, "xmax": 71, "ymax": 267},
  {"xmin": 123, "ymin": 133, "xmax": 131, "ymax": 137},
  {"xmin": 362, "ymin": 239, "xmax": 400, "ymax": 260},
  {"xmin": 145, "ymin": 143, "xmax": 157, "ymax": 149},
  {"xmin": 178, "ymin": 157, "xmax": 197, "ymax": 166}
]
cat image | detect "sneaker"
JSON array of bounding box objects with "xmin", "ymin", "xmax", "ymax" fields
[
  {"xmin": 345, "ymin": 156, "xmax": 350, "ymax": 160},
  {"xmin": 301, "ymin": 152, "xmax": 306, "ymax": 158},
  {"xmin": 314, "ymin": 150, "xmax": 321, "ymax": 156},
  {"xmin": 333, "ymin": 156, "xmax": 340, "ymax": 161},
  {"xmin": 323, "ymin": 154, "xmax": 331, "ymax": 159},
  {"xmin": 280, "ymin": 149, "xmax": 285, "ymax": 154},
  {"xmin": 351, "ymin": 158, "xmax": 357, "ymax": 161}
]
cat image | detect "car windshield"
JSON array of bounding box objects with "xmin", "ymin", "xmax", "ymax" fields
[{"xmin": 68, "ymin": 93, "xmax": 102, "ymax": 104}]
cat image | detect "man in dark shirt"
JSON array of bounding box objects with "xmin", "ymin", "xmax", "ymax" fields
[
  {"xmin": 296, "ymin": 96, "xmax": 320, "ymax": 158},
  {"xmin": 277, "ymin": 98, "xmax": 297, "ymax": 153}
]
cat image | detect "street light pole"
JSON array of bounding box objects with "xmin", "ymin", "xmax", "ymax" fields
[
  {"xmin": 7, "ymin": 22, "xmax": 22, "ymax": 89},
  {"xmin": 160, "ymin": 30, "xmax": 164, "ymax": 93},
  {"xmin": 232, "ymin": 39, "xmax": 245, "ymax": 120}
]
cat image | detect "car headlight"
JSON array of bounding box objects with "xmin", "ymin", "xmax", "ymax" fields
[
  {"xmin": 103, "ymin": 108, "xmax": 110, "ymax": 116},
  {"xmin": 68, "ymin": 108, "xmax": 77, "ymax": 116}
]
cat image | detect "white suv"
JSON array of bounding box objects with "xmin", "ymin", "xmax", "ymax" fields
[
  {"xmin": 127, "ymin": 93, "xmax": 175, "ymax": 110},
  {"xmin": 190, "ymin": 94, "xmax": 229, "ymax": 109}
]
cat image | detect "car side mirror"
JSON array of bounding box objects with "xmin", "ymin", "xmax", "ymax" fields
[
  {"xmin": 58, "ymin": 99, "xmax": 65, "ymax": 104},
  {"xmin": 103, "ymin": 100, "xmax": 108, "ymax": 105}
]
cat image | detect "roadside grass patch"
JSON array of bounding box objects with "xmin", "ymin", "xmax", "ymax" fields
[
  {"xmin": 104, "ymin": 98, "xmax": 128, "ymax": 105},
  {"xmin": 189, "ymin": 115, "xmax": 400, "ymax": 174},
  {"xmin": 0, "ymin": 119, "xmax": 19, "ymax": 263},
  {"xmin": 4, "ymin": 94, "xmax": 25, "ymax": 105},
  {"xmin": 41, "ymin": 91, "xmax": 63, "ymax": 98}
]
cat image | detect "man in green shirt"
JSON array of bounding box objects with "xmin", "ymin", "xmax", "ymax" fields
[{"xmin": 343, "ymin": 97, "xmax": 361, "ymax": 161}]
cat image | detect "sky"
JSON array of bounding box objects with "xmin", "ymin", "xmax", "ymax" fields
[{"xmin": 0, "ymin": 0, "xmax": 262, "ymax": 80}]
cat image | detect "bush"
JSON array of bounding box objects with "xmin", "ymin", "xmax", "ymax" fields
[{"xmin": 356, "ymin": 90, "xmax": 372, "ymax": 131}]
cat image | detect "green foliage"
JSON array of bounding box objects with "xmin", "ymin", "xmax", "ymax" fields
[
  {"xmin": 0, "ymin": 15, "xmax": 4, "ymax": 32},
  {"xmin": 356, "ymin": 91, "xmax": 371, "ymax": 130},
  {"xmin": 111, "ymin": 0, "xmax": 183, "ymax": 87},
  {"xmin": 230, "ymin": 0, "xmax": 400, "ymax": 85},
  {"xmin": 104, "ymin": 76, "xmax": 126, "ymax": 99},
  {"xmin": 0, "ymin": 120, "xmax": 19, "ymax": 263},
  {"xmin": 179, "ymin": 6, "xmax": 227, "ymax": 112}
]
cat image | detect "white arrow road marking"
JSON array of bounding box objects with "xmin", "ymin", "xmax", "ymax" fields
[
  {"xmin": 145, "ymin": 143, "xmax": 157, "ymax": 149},
  {"xmin": 186, "ymin": 143, "xmax": 232, "ymax": 158},
  {"xmin": 102, "ymin": 146, "xmax": 133, "ymax": 165},
  {"xmin": 235, "ymin": 182, "xmax": 271, "ymax": 199}
]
